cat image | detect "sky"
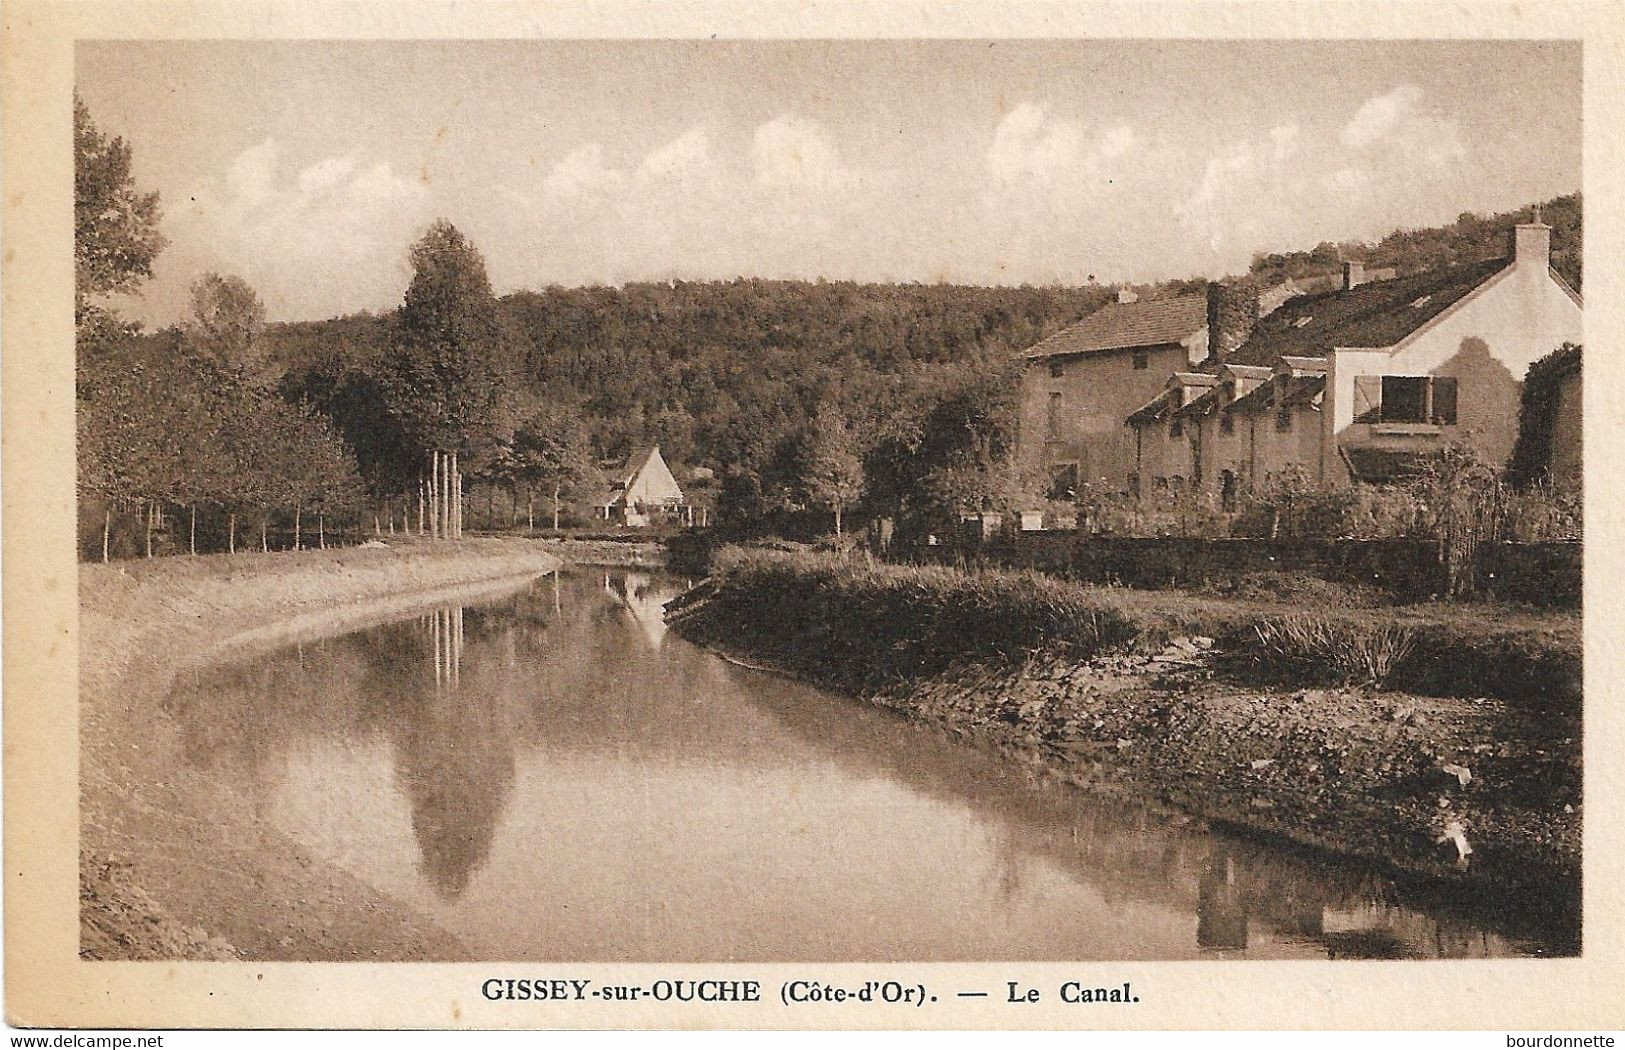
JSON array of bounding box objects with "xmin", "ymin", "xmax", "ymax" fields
[{"xmin": 76, "ymin": 39, "xmax": 1581, "ymax": 326}]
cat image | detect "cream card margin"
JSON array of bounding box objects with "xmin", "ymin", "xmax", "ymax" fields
[{"xmin": 4, "ymin": 0, "xmax": 1624, "ymax": 1031}]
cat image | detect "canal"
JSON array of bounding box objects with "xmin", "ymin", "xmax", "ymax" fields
[{"xmin": 163, "ymin": 568, "xmax": 1567, "ymax": 961}]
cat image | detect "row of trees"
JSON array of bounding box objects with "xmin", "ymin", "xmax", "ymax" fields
[
  {"xmin": 76, "ymin": 95, "xmax": 607, "ymax": 559},
  {"xmin": 1249, "ymin": 193, "xmax": 1582, "ymax": 291},
  {"xmin": 77, "ymin": 292, "xmax": 368, "ymax": 559},
  {"xmin": 76, "ymin": 96, "xmax": 368, "ymax": 559}
]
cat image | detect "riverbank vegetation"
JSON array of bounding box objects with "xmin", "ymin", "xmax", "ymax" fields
[{"xmin": 667, "ymin": 548, "xmax": 1580, "ymax": 925}]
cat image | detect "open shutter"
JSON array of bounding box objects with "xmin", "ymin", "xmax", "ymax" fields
[
  {"xmin": 1353, "ymin": 375, "xmax": 1382, "ymax": 423},
  {"xmin": 1431, "ymin": 377, "xmax": 1459, "ymax": 424}
]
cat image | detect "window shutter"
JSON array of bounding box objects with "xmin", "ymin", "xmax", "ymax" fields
[
  {"xmin": 1353, "ymin": 375, "xmax": 1382, "ymax": 423},
  {"xmin": 1431, "ymin": 377, "xmax": 1459, "ymax": 424}
]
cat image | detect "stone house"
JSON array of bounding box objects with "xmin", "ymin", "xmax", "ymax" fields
[
  {"xmin": 1126, "ymin": 221, "xmax": 1582, "ymax": 495},
  {"xmin": 1017, "ymin": 289, "xmax": 1210, "ymax": 497}
]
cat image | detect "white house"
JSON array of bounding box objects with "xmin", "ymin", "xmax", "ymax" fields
[{"xmin": 596, "ymin": 445, "xmax": 687, "ymax": 527}]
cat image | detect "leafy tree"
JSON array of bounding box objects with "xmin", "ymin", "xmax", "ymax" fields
[
  {"xmin": 509, "ymin": 401, "xmax": 599, "ymax": 530},
  {"xmin": 74, "ymin": 94, "xmax": 166, "ymax": 329},
  {"xmin": 383, "ymin": 220, "xmax": 519, "ymax": 537},
  {"xmin": 386, "ymin": 219, "xmax": 513, "ymax": 455},
  {"xmin": 187, "ymin": 272, "xmax": 274, "ymax": 384},
  {"xmin": 796, "ymin": 402, "xmax": 865, "ymax": 537}
]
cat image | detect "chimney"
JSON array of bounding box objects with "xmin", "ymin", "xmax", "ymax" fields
[
  {"xmin": 1342, "ymin": 260, "xmax": 1365, "ymax": 291},
  {"xmin": 1206, "ymin": 279, "xmax": 1260, "ymax": 365},
  {"xmin": 1513, "ymin": 220, "xmax": 1551, "ymax": 269},
  {"xmin": 1117, "ymin": 287, "xmax": 1139, "ymax": 305}
]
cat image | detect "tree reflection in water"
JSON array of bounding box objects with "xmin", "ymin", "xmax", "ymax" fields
[
  {"xmin": 389, "ymin": 603, "xmax": 516, "ymax": 899},
  {"xmin": 160, "ymin": 569, "xmax": 1574, "ymax": 959}
]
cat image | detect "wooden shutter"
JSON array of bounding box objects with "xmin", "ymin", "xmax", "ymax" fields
[
  {"xmin": 1353, "ymin": 375, "xmax": 1382, "ymax": 423},
  {"xmin": 1431, "ymin": 377, "xmax": 1459, "ymax": 424}
]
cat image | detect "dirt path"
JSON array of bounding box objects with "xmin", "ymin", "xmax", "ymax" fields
[{"xmin": 79, "ymin": 538, "xmax": 561, "ymax": 960}]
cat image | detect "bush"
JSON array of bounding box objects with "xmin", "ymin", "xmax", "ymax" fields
[
  {"xmin": 698, "ymin": 547, "xmax": 1141, "ymax": 687},
  {"xmin": 1231, "ymin": 614, "xmax": 1416, "ymax": 687},
  {"xmin": 685, "ymin": 548, "xmax": 1580, "ymax": 707},
  {"xmin": 1232, "ymin": 465, "xmax": 1357, "ymax": 539}
]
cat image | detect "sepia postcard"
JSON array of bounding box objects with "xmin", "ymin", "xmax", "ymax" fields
[{"xmin": 4, "ymin": 0, "xmax": 1625, "ymax": 1033}]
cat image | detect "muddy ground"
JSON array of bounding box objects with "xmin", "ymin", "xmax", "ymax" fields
[{"xmin": 79, "ymin": 538, "xmax": 561, "ymax": 960}]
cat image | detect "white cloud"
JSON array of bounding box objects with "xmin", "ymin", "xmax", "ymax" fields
[
  {"xmin": 985, "ymin": 103, "xmax": 1143, "ymax": 191},
  {"xmin": 1341, "ymin": 84, "xmax": 1466, "ymax": 167},
  {"xmin": 637, "ymin": 126, "xmax": 717, "ymax": 185},
  {"xmin": 750, "ymin": 114, "xmax": 850, "ymax": 192},
  {"xmin": 175, "ymin": 139, "xmax": 431, "ymax": 319},
  {"xmin": 1270, "ymin": 124, "xmax": 1301, "ymax": 163},
  {"xmin": 1342, "ymin": 84, "xmax": 1424, "ymax": 149},
  {"xmin": 1099, "ymin": 124, "xmax": 1137, "ymax": 160},
  {"xmin": 224, "ymin": 138, "xmax": 279, "ymax": 205},
  {"xmin": 542, "ymin": 143, "xmax": 623, "ymax": 200}
]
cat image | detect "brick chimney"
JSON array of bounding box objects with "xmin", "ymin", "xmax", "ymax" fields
[
  {"xmin": 1206, "ymin": 279, "xmax": 1260, "ymax": 365},
  {"xmin": 1117, "ymin": 287, "xmax": 1139, "ymax": 305},
  {"xmin": 1513, "ymin": 219, "xmax": 1551, "ymax": 269},
  {"xmin": 1342, "ymin": 260, "xmax": 1365, "ymax": 291}
]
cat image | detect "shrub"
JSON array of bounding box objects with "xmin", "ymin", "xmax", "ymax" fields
[
  {"xmin": 1233, "ymin": 465, "xmax": 1357, "ymax": 539},
  {"xmin": 1233, "ymin": 614, "xmax": 1417, "ymax": 687}
]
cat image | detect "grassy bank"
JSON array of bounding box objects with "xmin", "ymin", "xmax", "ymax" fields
[
  {"xmin": 80, "ymin": 537, "xmax": 562, "ymax": 960},
  {"xmin": 527, "ymin": 535, "xmax": 667, "ymax": 567},
  {"xmin": 667, "ymin": 549, "xmax": 1581, "ymax": 935}
]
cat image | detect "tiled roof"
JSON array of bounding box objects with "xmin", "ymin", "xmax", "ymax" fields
[
  {"xmin": 1126, "ymin": 389, "xmax": 1178, "ymax": 426},
  {"xmin": 1280, "ymin": 374, "xmax": 1326, "ymax": 408},
  {"xmin": 1221, "ymin": 373, "xmax": 1325, "ymax": 415},
  {"xmin": 1176, "ymin": 386, "xmax": 1223, "ymax": 419},
  {"xmin": 1023, "ymin": 294, "xmax": 1206, "ymax": 359},
  {"xmin": 599, "ymin": 446, "xmax": 660, "ymax": 506},
  {"xmin": 1227, "ymin": 257, "xmax": 1510, "ymax": 367},
  {"xmin": 1277, "ymin": 355, "xmax": 1329, "ymax": 374},
  {"xmin": 1224, "ymin": 382, "xmax": 1274, "ymax": 415}
]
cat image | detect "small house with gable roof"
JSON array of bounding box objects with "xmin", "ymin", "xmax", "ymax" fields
[{"xmin": 596, "ymin": 445, "xmax": 687, "ymax": 527}]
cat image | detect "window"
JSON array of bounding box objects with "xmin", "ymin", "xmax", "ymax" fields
[
  {"xmin": 1381, "ymin": 375, "xmax": 1427, "ymax": 423},
  {"xmin": 1275, "ymin": 406, "xmax": 1293, "ymax": 433},
  {"xmin": 1133, "ymin": 350, "xmax": 1149, "ymax": 370},
  {"xmin": 1170, "ymin": 418, "xmax": 1183, "ymax": 438},
  {"xmin": 1371, "ymin": 375, "xmax": 1459, "ymax": 425},
  {"xmin": 1047, "ymin": 462, "xmax": 1079, "ymax": 501},
  {"xmin": 1410, "ymin": 295, "xmax": 1433, "ymax": 308},
  {"xmin": 1049, "ymin": 360, "xmax": 1065, "ymax": 378},
  {"xmin": 1046, "ymin": 391, "xmax": 1063, "ymax": 436},
  {"xmin": 1220, "ymin": 413, "xmax": 1235, "ymax": 435}
]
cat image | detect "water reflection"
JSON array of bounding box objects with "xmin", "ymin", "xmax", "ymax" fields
[{"xmin": 161, "ymin": 569, "xmax": 1574, "ymax": 960}]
